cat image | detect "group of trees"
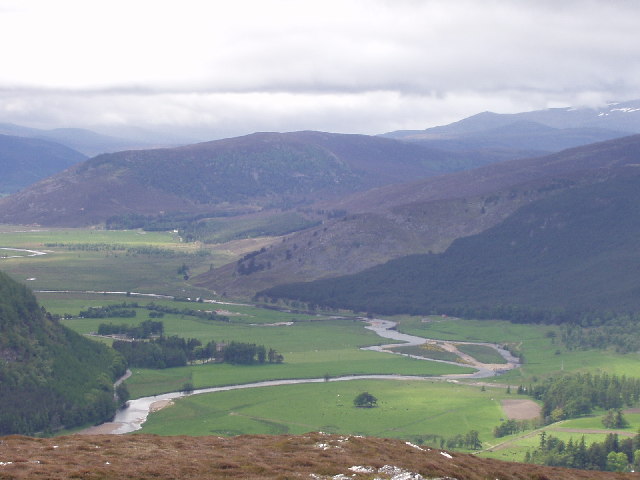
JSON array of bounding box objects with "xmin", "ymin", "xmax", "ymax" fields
[
  {"xmin": 559, "ymin": 312, "xmax": 640, "ymax": 353},
  {"xmin": 527, "ymin": 432, "xmax": 640, "ymax": 472},
  {"xmin": 493, "ymin": 419, "xmax": 540, "ymax": 438},
  {"xmin": 112, "ymin": 335, "xmax": 283, "ymax": 369},
  {"xmin": 411, "ymin": 431, "xmax": 483, "ymax": 451},
  {"xmin": 78, "ymin": 301, "xmax": 229, "ymax": 323},
  {"xmin": 97, "ymin": 319, "xmax": 164, "ymax": 339},
  {"xmin": 520, "ymin": 372, "xmax": 640, "ymax": 422},
  {"xmin": 222, "ymin": 341, "xmax": 283, "ymax": 365},
  {"xmin": 112, "ymin": 336, "xmax": 215, "ymax": 369},
  {"xmin": 80, "ymin": 304, "xmax": 137, "ymax": 319},
  {"xmin": 44, "ymin": 242, "xmax": 180, "ymax": 257}
]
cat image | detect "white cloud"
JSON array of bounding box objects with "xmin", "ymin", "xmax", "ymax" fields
[{"xmin": 1, "ymin": 0, "xmax": 639, "ymax": 138}]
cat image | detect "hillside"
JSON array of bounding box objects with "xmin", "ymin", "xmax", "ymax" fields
[
  {"xmin": 0, "ymin": 271, "xmax": 127, "ymax": 435},
  {"xmin": 196, "ymin": 134, "xmax": 640, "ymax": 297},
  {"xmin": 0, "ymin": 433, "xmax": 632, "ymax": 480},
  {"xmin": 259, "ymin": 169, "xmax": 640, "ymax": 317},
  {"xmin": 0, "ymin": 131, "xmax": 474, "ymax": 227},
  {"xmin": 0, "ymin": 134, "xmax": 86, "ymax": 194}
]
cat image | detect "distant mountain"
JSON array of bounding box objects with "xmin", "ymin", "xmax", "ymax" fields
[
  {"xmin": 385, "ymin": 99, "xmax": 640, "ymax": 138},
  {"xmin": 0, "ymin": 134, "xmax": 86, "ymax": 194},
  {"xmin": 0, "ymin": 123, "xmax": 161, "ymax": 156},
  {"xmin": 0, "ymin": 271, "xmax": 126, "ymax": 434},
  {"xmin": 260, "ymin": 169, "xmax": 640, "ymax": 316},
  {"xmin": 0, "ymin": 131, "xmax": 480, "ymax": 227},
  {"xmin": 382, "ymin": 100, "xmax": 640, "ymax": 156},
  {"xmin": 196, "ymin": 134, "xmax": 640, "ymax": 297}
]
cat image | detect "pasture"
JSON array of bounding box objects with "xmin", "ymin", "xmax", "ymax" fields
[{"xmin": 138, "ymin": 379, "xmax": 510, "ymax": 444}]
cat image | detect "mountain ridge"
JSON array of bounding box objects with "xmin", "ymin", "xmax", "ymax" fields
[
  {"xmin": 0, "ymin": 131, "xmax": 482, "ymax": 227},
  {"xmin": 258, "ymin": 169, "xmax": 640, "ymax": 316}
]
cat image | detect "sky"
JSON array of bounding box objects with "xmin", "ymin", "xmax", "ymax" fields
[{"xmin": 1, "ymin": 0, "xmax": 639, "ymax": 141}]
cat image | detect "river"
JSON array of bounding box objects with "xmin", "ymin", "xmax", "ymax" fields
[
  {"xmin": 84, "ymin": 317, "xmax": 519, "ymax": 434},
  {"xmin": 0, "ymin": 247, "xmax": 48, "ymax": 259}
]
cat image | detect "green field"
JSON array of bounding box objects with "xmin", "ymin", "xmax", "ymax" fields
[
  {"xmin": 0, "ymin": 226, "xmax": 247, "ymax": 296},
  {"xmin": 388, "ymin": 344, "xmax": 463, "ymax": 363},
  {"xmin": 138, "ymin": 379, "xmax": 509, "ymax": 444}
]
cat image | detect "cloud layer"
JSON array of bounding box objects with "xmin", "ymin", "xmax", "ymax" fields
[{"xmin": 1, "ymin": 0, "xmax": 639, "ymax": 138}]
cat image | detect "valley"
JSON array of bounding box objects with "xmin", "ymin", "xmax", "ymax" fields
[
  {"xmin": 2, "ymin": 222, "xmax": 640, "ymax": 469},
  {"xmin": 3, "ymin": 106, "xmax": 640, "ymax": 476}
]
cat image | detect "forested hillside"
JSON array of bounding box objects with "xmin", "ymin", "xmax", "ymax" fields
[
  {"xmin": 260, "ymin": 169, "xmax": 640, "ymax": 320},
  {"xmin": 0, "ymin": 271, "xmax": 127, "ymax": 435}
]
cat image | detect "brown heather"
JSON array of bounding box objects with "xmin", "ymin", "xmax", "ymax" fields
[{"xmin": 0, "ymin": 433, "xmax": 633, "ymax": 480}]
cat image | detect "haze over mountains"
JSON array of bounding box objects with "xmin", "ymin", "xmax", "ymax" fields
[{"xmin": 0, "ymin": 122, "xmax": 186, "ymax": 156}]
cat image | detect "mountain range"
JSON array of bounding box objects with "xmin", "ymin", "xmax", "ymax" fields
[{"xmin": 4, "ymin": 101, "xmax": 640, "ymax": 303}]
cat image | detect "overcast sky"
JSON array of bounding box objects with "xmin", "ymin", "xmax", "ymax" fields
[{"xmin": 1, "ymin": 0, "xmax": 639, "ymax": 140}]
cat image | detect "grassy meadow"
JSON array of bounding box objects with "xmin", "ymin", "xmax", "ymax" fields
[{"xmin": 138, "ymin": 379, "xmax": 509, "ymax": 443}]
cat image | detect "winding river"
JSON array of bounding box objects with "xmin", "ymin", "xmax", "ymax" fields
[{"xmin": 83, "ymin": 318, "xmax": 520, "ymax": 435}]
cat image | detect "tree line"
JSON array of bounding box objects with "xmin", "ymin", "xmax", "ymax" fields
[
  {"xmin": 112, "ymin": 334, "xmax": 283, "ymax": 369},
  {"xmin": 97, "ymin": 319, "xmax": 164, "ymax": 339},
  {"xmin": 520, "ymin": 372, "xmax": 640, "ymax": 423},
  {"xmin": 527, "ymin": 431, "xmax": 640, "ymax": 472},
  {"xmin": 77, "ymin": 301, "xmax": 229, "ymax": 323}
]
